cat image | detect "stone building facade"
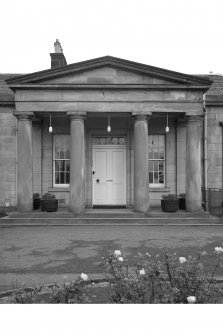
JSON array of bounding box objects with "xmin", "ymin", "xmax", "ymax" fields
[{"xmin": 0, "ymin": 40, "xmax": 222, "ymax": 213}]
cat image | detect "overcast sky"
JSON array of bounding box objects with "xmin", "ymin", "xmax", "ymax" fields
[{"xmin": 1, "ymin": 0, "xmax": 223, "ymax": 75}]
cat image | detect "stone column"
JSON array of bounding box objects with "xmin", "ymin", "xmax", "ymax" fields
[
  {"xmin": 15, "ymin": 113, "xmax": 34, "ymax": 212},
  {"xmin": 134, "ymin": 115, "xmax": 150, "ymax": 213},
  {"xmin": 186, "ymin": 115, "xmax": 202, "ymax": 212},
  {"xmin": 176, "ymin": 117, "xmax": 186, "ymax": 194},
  {"xmin": 67, "ymin": 112, "xmax": 86, "ymax": 213}
]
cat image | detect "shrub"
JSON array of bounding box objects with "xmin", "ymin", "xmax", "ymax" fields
[
  {"xmin": 162, "ymin": 194, "xmax": 178, "ymax": 200},
  {"xmin": 7, "ymin": 276, "xmax": 90, "ymax": 304},
  {"xmin": 103, "ymin": 248, "xmax": 223, "ymax": 304},
  {"xmin": 41, "ymin": 193, "xmax": 56, "ymax": 200}
]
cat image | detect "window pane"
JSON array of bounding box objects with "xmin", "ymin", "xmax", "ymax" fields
[
  {"xmin": 55, "ymin": 172, "xmax": 60, "ymax": 184},
  {"xmin": 154, "ymin": 161, "xmax": 158, "ymax": 171},
  {"xmin": 65, "ymin": 160, "xmax": 70, "ymax": 172},
  {"xmin": 154, "ymin": 150, "xmax": 159, "ymax": 159},
  {"xmin": 159, "ymin": 172, "xmax": 164, "ymax": 183},
  {"xmin": 154, "ymin": 172, "xmax": 158, "ymax": 183},
  {"xmin": 60, "ymin": 150, "xmax": 65, "ymax": 159},
  {"xmin": 149, "ymin": 151, "xmax": 153, "ymax": 159},
  {"xmin": 60, "ymin": 172, "xmax": 65, "ymax": 184},
  {"xmin": 55, "ymin": 161, "xmax": 59, "ymax": 172},
  {"xmin": 149, "ymin": 172, "xmax": 153, "ymax": 183},
  {"xmin": 159, "ymin": 150, "xmax": 164, "ymax": 160},
  {"xmin": 153, "ymin": 136, "xmax": 158, "ymax": 146},
  {"xmin": 158, "ymin": 135, "xmax": 164, "ymax": 147},
  {"xmin": 159, "ymin": 161, "xmax": 164, "ymax": 171},
  {"xmin": 65, "ymin": 173, "xmax": 70, "ymax": 184},
  {"xmin": 65, "ymin": 149, "xmax": 70, "ymax": 159}
]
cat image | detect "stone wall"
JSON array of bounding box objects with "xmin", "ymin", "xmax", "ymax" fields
[
  {"xmin": 0, "ymin": 108, "xmax": 16, "ymax": 207},
  {"xmin": 206, "ymin": 100, "xmax": 223, "ymax": 189}
]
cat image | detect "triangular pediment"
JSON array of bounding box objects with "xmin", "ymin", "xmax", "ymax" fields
[{"xmin": 7, "ymin": 56, "xmax": 212, "ymax": 87}]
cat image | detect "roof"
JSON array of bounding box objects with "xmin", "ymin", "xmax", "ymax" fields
[
  {"xmin": 0, "ymin": 74, "xmax": 24, "ymax": 101},
  {"xmin": 200, "ymin": 75, "xmax": 223, "ymax": 95}
]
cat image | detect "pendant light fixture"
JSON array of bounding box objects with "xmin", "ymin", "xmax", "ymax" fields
[
  {"xmin": 49, "ymin": 113, "xmax": 53, "ymax": 133},
  {"xmin": 165, "ymin": 113, "xmax": 169, "ymax": 133},
  {"xmin": 107, "ymin": 114, "xmax": 111, "ymax": 133}
]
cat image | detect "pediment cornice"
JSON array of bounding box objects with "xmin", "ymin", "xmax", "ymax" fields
[{"xmin": 7, "ymin": 56, "xmax": 212, "ymax": 88}]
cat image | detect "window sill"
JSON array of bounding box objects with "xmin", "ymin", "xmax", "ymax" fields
[
  {"xmin": 149, "ymin": 187, "xmax": 170, "ymax": 192},
  {"xmin": 48, "ymin": 187, "xmax": 69, "ymax": 192}
]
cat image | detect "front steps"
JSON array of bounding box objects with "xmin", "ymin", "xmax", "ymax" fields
[{"xmin": 0, "ymin": 208, "xmax": 221, "ymax": 226}]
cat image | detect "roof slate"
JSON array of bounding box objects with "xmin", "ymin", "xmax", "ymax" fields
[
  {"xmin": 202, "ymin": 75, "xmax": 223, "ymax": 95},
  {"xmin": 0, "ymin": 74, "xmax": 24, "ymax": 101}
]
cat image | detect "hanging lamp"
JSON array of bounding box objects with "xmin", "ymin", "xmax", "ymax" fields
[
  {"xmin": 49, "ymin": 113, "xmax": 53, "ymax": 133},
  {"xmin": 165, "ymin": 113, "xmax": 169, "ymax": 133},
  {"xmin": 107, "ymin": 114, "xmax": 111, "ymax": 133}
]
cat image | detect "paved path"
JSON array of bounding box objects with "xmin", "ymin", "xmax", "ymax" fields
[{"xmin": 1, "ymin": 225, "xmax": 223, "ymax": 292}]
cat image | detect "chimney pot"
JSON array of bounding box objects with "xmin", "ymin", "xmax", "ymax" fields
[
  {"xmin": 50, "ymin": 39, "xmax": 67, "ymax": 69},
  {"xmin": 54, "ymin": 39, "xmax": 63, "ymax": 53}
]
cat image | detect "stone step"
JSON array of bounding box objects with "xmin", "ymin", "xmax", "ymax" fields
[
  {"xmin": 7, "ymin": 210, "xmax": 216, "ymax": 219},
  {"xmin": 0, "ymin": 216, "xmax": 221, "ymax": 225}
]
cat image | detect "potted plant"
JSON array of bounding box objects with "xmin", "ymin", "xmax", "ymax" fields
[
  {"xmin": 41, "ymin": 193, "xmax": 58, "ymax": 212},
  {"xmin": 161, "ymin": 194, "xmax": 179, "ymax": 212},
  {"xmin": 178, "ymin": 193, "xmax": 186, "ymax": 210},
  {"xmin": 33, "ymin": 193, "xmax": 41, "ymax": 210}
]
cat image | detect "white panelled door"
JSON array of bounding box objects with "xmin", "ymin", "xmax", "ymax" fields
[{"xmin": 92, "ymin": 146, "xmax": 126, "ymax": 205}]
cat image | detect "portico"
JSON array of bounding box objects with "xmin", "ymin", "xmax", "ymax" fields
[{"xmin": 8, "ymin": 56, "xmax": 211, "ymax": 213}]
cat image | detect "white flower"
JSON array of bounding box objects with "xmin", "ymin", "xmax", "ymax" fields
[
  {"xmin": 80, "ymin": 273, "xmax": 88, "ymax": 281},
  {"xmin": 179, "ymin": 257, "xmax": 187, "ymax": 263},
  {"xmin": 139, "ymin": 269, "xmax": 146, "ymax": 275},
  {"xmin": 215, "ymin": 247, "xmax": 223, "ymax": 254},
  {"xmin": 118, "ymin": 257, "xmax": 124, "ymax": 262},
  {"xmin": 114, "ymin": 250, "xmax": 122, "ymax": 257},
  {"xmin": 146, "ymin": 253, "xmax": 151, "ymax": 257},
  {"xmin": 187, "ymin": 296, "xmax": 196, "ymax": 304}
]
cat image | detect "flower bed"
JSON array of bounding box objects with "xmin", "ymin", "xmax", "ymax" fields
[{"xmin": 1, "ymin": 247, "xmax": 223, "ymax": 304}]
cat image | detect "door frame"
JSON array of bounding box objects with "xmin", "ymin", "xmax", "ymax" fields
[{"xmin": 92, "ymin": 144, "xmax": 127, "ymax": 206}]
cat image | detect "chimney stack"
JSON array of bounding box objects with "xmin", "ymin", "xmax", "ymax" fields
[{"xmin": 50, "ymin": 39, "xmax": 67, "ymax": 69}]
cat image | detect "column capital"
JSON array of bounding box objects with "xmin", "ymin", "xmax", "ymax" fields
[
  {"xmin": 14, "ymin": 112, "xmax": 34, "ymax": 121},
  {"xmin": 67, "ymin": 112, "xmax": 86, "ymax": 121},
  {"xmin": 132, "ymin": 112, "xmax": 152, "ymax": 120}
]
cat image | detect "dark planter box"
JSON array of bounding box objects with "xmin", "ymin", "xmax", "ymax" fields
[
  {"xmin": 41, "ymin": 199, "xmax": 58, "ymax": 212},
  {"xmin": 161, "ymin": 199, "xmax": 179, "ymax": 212},
  {"xmin": 179, "ymin": 198, "xmax": 186, "ymax": 210},
  {"xmin": 33, "ymin": 198, "xmax": 41, "ymax": 210}
]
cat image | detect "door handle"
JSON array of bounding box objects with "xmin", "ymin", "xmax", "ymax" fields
[{"xmin": 96, "ymin": 179, "xmax": 100, "ymax": 183}]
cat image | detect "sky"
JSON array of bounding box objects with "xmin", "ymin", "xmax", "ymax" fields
[{"xmin": 1, "ymin": 0, "xmax": 223, "ymax": 75}]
